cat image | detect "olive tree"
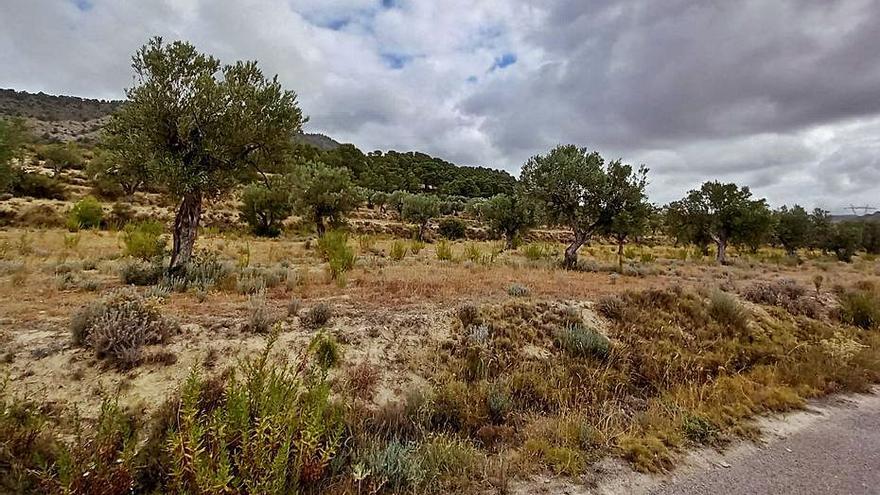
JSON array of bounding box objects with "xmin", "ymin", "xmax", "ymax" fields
[
  {"xmin": 401, "ymin": 194, "xmax": 441, "ymax": 241},
  {"xmin": 520, "ymin": 145, "xmax": 648, "ymax": 269},
  {"xmin": 287, "ymin": 161, "xmax": 360, "ymax": 237},
  {"xmin": 106, "ymin": 37, "xmax": 304, "ymax": 271},
  {"xmin": 774, "ymin": 205, "xmax": 812, "ymax": 256},
  {"xmin": 669, "ymin": 182, "xmax": 769, "ymax": 264},
  {"xmin": 480, "ymin": 193, "xmax": 537, "ymax": 250},
  {"xmin": 0, "ymin": 118, "xmax": 30, "ymax": 192},
  {"xmin": 239, "ymin": 179, "xmax": 294, "ymax": 237},
  {"xmin": 605, "ymin": 200, "xmax": 653, "ymax": 271}
]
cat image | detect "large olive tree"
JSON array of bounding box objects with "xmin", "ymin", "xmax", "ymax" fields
[
  {"xmin": 668, "ymin": 181, "xmax": 769, "ymax": 264},
  {"xmin": 287, "ymin": 161, "xmax": 360, "ymax": 237},
  {"xmin": 480, "ymin": 193, "xmax": 537, "ymax": 250},
  {"xmin": 106, "ymin": 37, "xmax": 304, "ymax": 271},
  {"xmin": 520, "ymin": 145, "xmax": 648, "ymax": 269}
]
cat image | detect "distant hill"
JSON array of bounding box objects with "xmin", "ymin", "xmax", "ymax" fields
[
  {"xmin": 831, "ymin": 212, "xmax": 880, "ymax": 223},
  {"xmin": 0, "ymin": 88, "xmax": 342, "ymax": 148}
]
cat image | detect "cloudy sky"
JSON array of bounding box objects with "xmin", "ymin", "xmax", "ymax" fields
[{"xmin": 2, "ymin": 0, "xmax": 879, "ymax": 212}]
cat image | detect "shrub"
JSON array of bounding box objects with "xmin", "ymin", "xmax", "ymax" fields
[
  {"xmin": 742, "ymin": 279, "xmax": 819, "ymax": 317},
  {"xmin": 9, "ymin": 170, "xmax": 65, "ymax": 199},
  {"xmin": 301, "ymin": 302, "xmax": 333, "ymax": 330},
  {"xmin": 317, "ymin": 230, "xmax": 356, "ymax": 280},
  {"xmin": 363, "ymin": 440, "xmax": 424, "ymax": 490},
  {"xmin": 165, "ymin": 338, "xmax": 346, "ymax": 493},
  {"xmin": 345, "ymin": 360, "xmax": 381, "ymax": 400},
  {"xmin": 119, "ymin": 258, "xmax": 164, "ymax": 286},
  {"xmin": 520, "ymin": 243, "xmax": 555, "ymax": 261},
  {"xmin": 555, "ymin": 323, "xmax": 610, "ymax": 359},
  {"xmin": 67, "ymin": 196, "xmax": 104, "ymax": 230},
  {"xmin": 389, "ymin": 240, "xmax": 408, "ymax": 261},
  {"xmin": 438, "ymin": 218, "xmax": 467, "ymax": 240},
  {"xmin": 244, "ymin": 293, "xmax": 276, "ymax": 334},
  {"xmin": 122, "ymin": 221, "xmax": 166, "ymax": 260},
  {"xmin": 456, "ymin": 303, "xmax": 480, "ymax": 328},
  {"xmin": 108, "ymin": 202, "xmax": 136, "ymax": 229},
  {"xmin": 309, "ymin": 332, "xmax": 342, "ymax": 370},
  {"xmin": 436, "ymin": 240, "xmax": 454, "ymax": 261},
  {"xmin": 708, "ymin": 290, "xmax": 749, "ymax": 331},
  {"xmin": 596, "ymin": 295, "xmax": 626, "ymax": 320},
  {"xmin": 837, "ymin": 289, "xmax": 880, "ymax": 330},
  {"xmin": 410, "ymin": 240, "xmax": 426, "ymax": 255},
  {"xmin": 288, "ymin": 297, "xmax": 303, "ymax": 317},
  {"xmin": 70, "ymin": 289, "xmax": 176, "ymax": 368},
  {"xmin": 463, "ymin": 243, "xmax": 481, "ymax": 263},
  {"xmin": 507, "ymin": 284, "xmax": 530, "ymax": 297}
]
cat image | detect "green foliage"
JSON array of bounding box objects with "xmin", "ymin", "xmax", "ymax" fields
[
  {"xmin": 165, "ymin": 338, "xmax": 345, "ymax": 493},
  {"xmin": 554, "ymin": 322, "xmax": 611, "ymax": 359},
  {"xmin": 105, "ymin": 36, "xmax": 305, "ymax": 270},
  {"xmin": 861, "ymin": 221, "xmax": 880, "ymax": 255},
  {"xmin": 287, "ymin": 161, "xmax": 360, "ymax": 236},
  {"xmin": 66, "ymin": 195, "xmax": 104, "ymax": 230},
  {"xmin": 0, "ymin": 383, "xmax": 61, "ymax": 494},
  {"xmin": 0, "ymin": 118, "xmax": 30, "ymax": 192},
  {"xmin": 239, "ymin": 180, "xmax": 294, "ymax": 237},
  {"xmin": 410, "ymin": 240, "xmax": 426, "ymax": 255},
  {"xmin": 122, "ymin": 221, "xmax": 166, "ymax": 260},
  {"xmin": 389, "ymin": 240, "xmax": 408, "ymax": 261},
  {"xmin": 774, "ymin": 205, "xmax": 812, "ymax": 255},
  {"xmin": 837, "ymin": 288, "xmax": 879, "ymax": 330},
  {"xmin": 708, "ymin": 291, "xmax": 749, "ymax": 331},
  {"xmin": 667, "ymin": 181, "xmax": 771, "ymax": 263},
  {"xmin": 829, "ymin": 222, "xmax": 863, "ymax": 262},
  {"xmin": 38, "ymin": 142, "xmax": 84, "ymax": 176},
  {"xmin": 85, "ymin": 147, "xmax": 148, "ymax": 198},
  {"xmin": 8, "ymin": 169, "xmax": 66, "ymax": 199},
  {"xmin": 520, "ymin": 242, "xmax": 556, "ymax": 261},
  {"xmin": 402, "ymin": 194, "xmax": 441, "ymax": 241},
  {"xmin": 317, "ymin": 230, "xmax": 356, "ymax": 280},
  {"xmin": 438, "ymin": 217, "xmax": 467, "ymax": 240},
  {"xmin": 119, "ymin": 258, "xmax": 165, "ymax": 286},
  {"xmin": 436, "ymin": 240, "xmax": 454, "ymax": 261},
  {"xmin": 520, "ymin": 145, "xmax": 648, "ymax": 268},
  {"xmin": 479, "ymin": 193, "xmax": 537, "ymax": 249},
  {"xmin": 309, "ymin": 332, "xmax": 343, "ymax": 370}
]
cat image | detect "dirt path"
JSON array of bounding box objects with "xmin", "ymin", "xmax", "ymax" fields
[
  {"xmin": 610, "ymin": 390, "xmax": 880, "ymax": 495},
  {"xmin": 517, "ymin": 390, "xmax": 880, "ymax": 495}
]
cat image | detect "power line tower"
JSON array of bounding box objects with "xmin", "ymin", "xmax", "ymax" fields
[{"xmin": 847, "ymin": 204, "xmax": 877, "ymax": 216}]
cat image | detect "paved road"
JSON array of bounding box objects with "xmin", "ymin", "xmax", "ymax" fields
[{"xmin": 649, "ymin": 393, "xmax": 880, "ymax": 495}]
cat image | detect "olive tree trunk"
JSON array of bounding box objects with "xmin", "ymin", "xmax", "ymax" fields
[
  {"xmin": 169, "ymin": 190, "xmax": 203, "ymax": 273},
  {"xmin": 715, "ymin": 236, "xmax": 728, "ymax": 264},
  {"xmin": 563, "ymin": 231, "xmax": 589, "ymax": 269}
]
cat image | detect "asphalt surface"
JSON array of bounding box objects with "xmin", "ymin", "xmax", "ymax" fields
[{"xmin": 648, "ymin": 394, "xmax": 880, "ymax": 495}]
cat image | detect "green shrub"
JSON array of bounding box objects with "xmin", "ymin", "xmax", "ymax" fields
[
  {"xmin": 119, "ymin": 258, "xmax": 164, "ymax": 286},
  {"xmin": 70, "ymin": 289, "xmax": 177, "ymax": 369},
  {"xmin": 436, "ymin": 240, "xmax": 454, "ymax": 261},
  {"xmin": 708, "ymin": 290, "xmax": 749, "ymax": 331},
  {"xmin": 438, "ymin": 218, "xmax": 467, "ymax": 240},
  {"xmin": 554, "ymin": 323, "xmax": 610, "ymax": 359},
  {"xmin": 122, "ymin": 221, "xmax": 166, "ymax": 260},
  {"xmin": 389, "ymin": 240, "xmax": 408, "ymax": 261},
  {"xmin": 520, "ymin": 243, "xmax": 555, "ymax": 261},
  {"xmin": 410, "ymin": 240, "xmax": 426, "ymax": 255},
  {"xmin": 363, "ymin": 440, "xmax": 425, "ymax": 490},
  {"xmin": 309, "ymin": 332, "xmax": 342, "ymax": 370},
  {"xmin": 463, "ymin": 243, "xmax": 481, "ymax": 263},
  {"xmin": 165, "ymin": 338, "xmax": 346, "ymax": 493},
  {"xmin": 66, "ymin": 196, "xmax": 104, "ymax": 231},
  {"xmin": 837, "ymin": 289, "xmax": 880, "ymax": 330},
  {"xmin": 317, "ymin": 231, "xmax": 356, "ymax": 281},
  {"xmin": 9, "ymin": 170, "xmax": 65, "ymax": 199}
]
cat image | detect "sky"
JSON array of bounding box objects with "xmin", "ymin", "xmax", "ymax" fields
[{"xmin": 1, "ymin": 0, "xmax": 879, "ymax": 212}]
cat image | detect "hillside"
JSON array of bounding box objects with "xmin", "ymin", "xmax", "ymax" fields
[{"xmin": 0, "ymin": 88, "xmax": 342, "ymax": 148}]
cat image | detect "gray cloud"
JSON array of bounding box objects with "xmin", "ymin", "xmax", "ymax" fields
[{"xmin": 1, "ymin": 0, "xmax": 879, "ymax": 211}]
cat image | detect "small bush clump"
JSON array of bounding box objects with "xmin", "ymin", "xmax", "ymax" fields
[
  {"xmin": 244, "ymin": 293, "xmax": 276, "ymax": 334},
  {"xmin": 317, "ymin": 230, "xmax": 356, "ymax": 280},
  {"xmin": 119, "ymin": 258, "xmax": 164, "ymax": 286},
  {"xmin": 554, "ymin": 323, "xmax": 610, "ymax": 359},
  {"xmin": 122, "ymin": 221, "xmax": 166, "ymax": 260},
  {"xmin": 708, "ymin": 290, "xmax": 749, "ymax": 331},
  {"xmin": 436, "ymin": 240, "xmax": 454, "ymax": 261},
  {"xmin": 309, "ymin": 332, "xmax": 343, "ymax": 370},
  {"xmin": 438, "ymin": 217, "xmax": 467, "ymax": 240},
  {"xmin": 389, "ymin": 240, "xmax": 408, "ymax": 261},
  {"xmin": 742, "ymin": 279, "xmax": 819, "ymax": 317},
  {"xmin": 70, "ymin": 289, "xmax": 177, "ymax": 369},
  {"xmin": 302, "ymin": 302, "xmax": 333, "ymax": 330},
  {"xmin": 837, "ymin": 288, "xmax": 880, "ymax": 330},
  {"xmin": 507, "ymin": 284, "xmax": 530, "ymax": 297},
  {"xmin": 66, "ymin": 195, "xmax": 104, "ymax": 231}
]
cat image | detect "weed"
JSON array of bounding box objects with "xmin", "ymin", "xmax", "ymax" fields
[
  {"xmin": 345, "ymin": 361, "xmax": 381, "ymax": 401},
  {"xmin": 456, "ymin": 303, "xmax": 481, "ymax": 328},
  {"xmin": 410, "ymin": 240, "xmax": 426, "ymax": 255},
  {"xmin": 463, "ymin": 243, "xmax": 481, "ymax": 263},
  {"xmin": 318, "ymin": 230, "xmax": 356, "ymax": 281},
  {"xmin": 520, "ymin": 242, "xmax": 555, "ymax": 261},
  {"xmin": 507, "ymin": 284, "xmax": 530, "ymax": 297},
  {"xmin": 244, "ymin": 293, "xmax": 276, "ymax": 334},
  {"xmin": 837, "ymin": 288, "xmax": 880, "ymax": 330},
  {"xmin": 389, "ymin": 240, "xmax": 408, "ymax": 261},
  {"xmin": 288, "ymin": 297, "xmax": 303, "ymax": 317},
  {"xmin": 708, "ymin": 290, "xmax": 749, "ymax": 331},
  {"xmin": 122, "ymin": 221, "xmax": 166, "ymax": 260},
  {"xmin": 436, "ymin": 240, "xmax": 454, "ymax": 261},
  {"xmin": 309, "ymin": 332, "xmax": 343, "ymax": 370},
  {"xmin": 66, "ymin": 195, "xmax": 103, "ymax": 231}
]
